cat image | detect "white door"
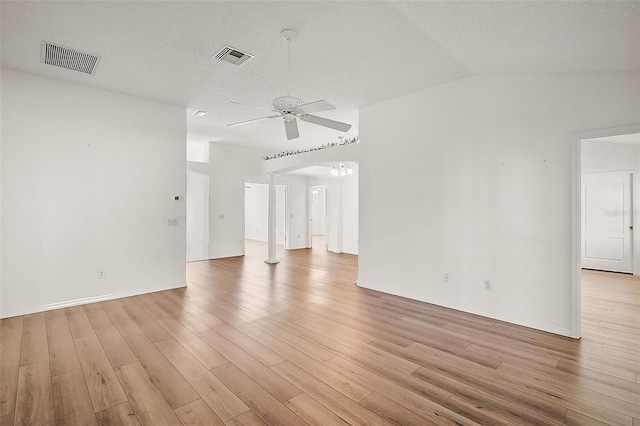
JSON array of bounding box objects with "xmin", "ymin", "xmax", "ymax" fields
[
  {"xmin": 582, "ymin": 172, "xmax": 633, "ymax": 273},
  {"xmin": 186, "ymin": 171, "xmax": 209, "ymax": 262}
]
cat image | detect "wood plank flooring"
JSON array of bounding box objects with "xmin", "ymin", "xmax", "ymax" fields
[{"xmin": 1, "ymin": 239, "xmax": 639, "ymax": 425}]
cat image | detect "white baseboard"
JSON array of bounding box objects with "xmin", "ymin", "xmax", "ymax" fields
[
  {"xmin": 454, "ymin": 302, "xmax": 572, "ymax": 337},
  {"xmin": 0, "ymin": 282, "xmax": 187, "ymax": 319},
  {"xmin": 356, "ymin": 281, "xmax": 572, "ymax": 338}
]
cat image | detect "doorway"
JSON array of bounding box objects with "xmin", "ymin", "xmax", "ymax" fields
[
  {"xmin": 581, "ymin": 171, "xmax": 633, "ymax": 273},
  {"xmin": 571, "ymin": 125, "xmax": 640, "ymax": 338},
  {"xmin": 311, "ymin": 186, "xmax": 328, "ymax": 250}
]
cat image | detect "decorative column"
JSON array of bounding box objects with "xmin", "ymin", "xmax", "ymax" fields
[{"xmin": 265, "ymin": 174, "xmax": 280, "ymax": 264}]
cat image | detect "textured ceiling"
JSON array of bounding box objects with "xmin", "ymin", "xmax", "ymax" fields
[
  {"xmin": 2, "ymin": 1, "xmax": 639, "ymax": 153},
  {"xmin": 392, "ymin": 1, "xmax": 640, "ymax": 73}
]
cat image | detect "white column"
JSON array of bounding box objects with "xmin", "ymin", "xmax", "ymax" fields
[{"xmin": 265, "ymin": 174, "xmax": 279, "ymax": 264}]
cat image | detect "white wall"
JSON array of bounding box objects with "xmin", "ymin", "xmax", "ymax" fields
[
  {"xmin": 1, "ymin": 69, "xmax": 187, "ymax": 318},
  {"xmin": 284, "ymin": 177, "xmax": 310, "ymax": 248},
  {"xmin": 187, "ymin": 143, "xmax": 310, "ymax": 259},
  {"xmin": 244, "ymin": 183, "xmax": 269, "ymax": 241},
  {"xmin": 359, "ymin": 72, "xmax": 640, "ymax": 336},
  {"xmin": 186, "ymin": 170, "xmax": 209, "ymax": 262},
  {"xmin": 201, "ymin": 143, "xmax": 266, "ymax": 258},
  {"xmin": 244, "ymin": 183, "xmax": 286, "ymax": 244},
  {"xmin": 187, "ymin": 141, "xmax": 209, "ymax": 163}
]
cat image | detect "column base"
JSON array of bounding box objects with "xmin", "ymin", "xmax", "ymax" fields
[{"xmin": 265, "ymin": 258, "xmax": 280, "ymax": 264}]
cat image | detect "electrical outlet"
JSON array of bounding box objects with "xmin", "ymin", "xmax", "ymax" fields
[
  {"xmin": 98, "ymin": 269, "xmax": 106, "ymax": 279},
  {"xmin": 444, "ymin": 273, "xmax": 449, "ymax": 283},
  {"xmin": 484, "ymin": 280, "xmax": 492, "ymax": 291},
  {"xmin": 167, "ymin": 218, "xmax": 178, "ymax": 226}
]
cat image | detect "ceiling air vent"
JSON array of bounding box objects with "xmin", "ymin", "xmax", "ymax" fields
[
  {"xmin": 214, "ymin": 46, "xmax": 254, "ymax": 67},
  {"xmin": 41, "ymin": 41, "xmax": 100, "ymax": 75}
]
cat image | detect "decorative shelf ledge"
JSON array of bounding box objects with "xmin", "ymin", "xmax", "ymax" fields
[{"xmin": 263, "ymin": 136, "xmax": 358, "ymax": 161}]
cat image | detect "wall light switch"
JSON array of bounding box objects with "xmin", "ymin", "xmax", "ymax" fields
[
  {"xmin": 167, "ymin": 218, "xmax": 178, "ymax": 226},
  {"xmin": 219, "ymin": 214, "xmax": 225, "ymax": 220}
]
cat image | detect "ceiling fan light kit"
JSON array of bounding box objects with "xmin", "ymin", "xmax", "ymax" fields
[
  {"xmin": 274, "ymin": 96, "xmax": 304, "ymax": 110},
  {"xmin": 228, "ymin": 29, "xmax": 352, "ymax": 140},
  {"xmin": 331, "ymin": 163, "xmax": 353, "ymax": 177}
]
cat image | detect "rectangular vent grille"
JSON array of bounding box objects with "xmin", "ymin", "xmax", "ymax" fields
[
  {"xmin": 41, "ymin": 41, "xmax": 100, "ymax": 75},
  {"xmin": 214, "ymin": 46, "xmax": 254, "ymax": 67}
]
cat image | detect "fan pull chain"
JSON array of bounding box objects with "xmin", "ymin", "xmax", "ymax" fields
[
  {"xmin": 281, "ymin": 29, "xmax": 296, "ymax": 97},
  {"xmin": 286, "ymin": 39, "xmax": 291, "ymax": 96}
]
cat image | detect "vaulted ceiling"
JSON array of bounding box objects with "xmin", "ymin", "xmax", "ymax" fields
[{"xmin": 2, "ymin": 1, "xmax": 639, "ymax": 152}]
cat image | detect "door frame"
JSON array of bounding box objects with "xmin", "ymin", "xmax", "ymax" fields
[
  {"xmin": 309, "ymin": 185, "xmax": 328, "ymax": 249},
  {"xmin": 570, "ymin": 123, "xmax": 640, "ymax": 338}
]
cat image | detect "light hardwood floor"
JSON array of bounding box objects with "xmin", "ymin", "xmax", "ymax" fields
[{"xmin": 1, "ymin": 240, "xmax": 639, "ymax": 425}]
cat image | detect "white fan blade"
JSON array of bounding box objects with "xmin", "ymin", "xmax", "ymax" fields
[
  {"xmin": 231, "ymin": 101, "xmax": 278, "ymax": 113},
  {"xmin": 228, "ymin": 115, "xmax": 280, "ymax": 127},
  {"xmin": 284, "ymin": 117, "xmax": 299, "ymax": 140},
  {"xmin": 299, "ymin": 114, "xmax": 351, "ymax": 132},
  {"xmin": 296, "ymin": 100, "xmax": 335, "ymax": 114}
]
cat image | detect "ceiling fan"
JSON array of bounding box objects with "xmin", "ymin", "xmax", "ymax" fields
[{"xmin": 228, "ymin": 29, "xmax": 352, "ymax": 140}]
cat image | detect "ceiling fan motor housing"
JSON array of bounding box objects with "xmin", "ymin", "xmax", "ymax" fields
[
  {"xmin": 273, "ymin": 96, "xmax": 305, "ymax": 113},
  {"xmin": 227, "ymin": 29, "xmax": 351, "ymax": 139}
]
